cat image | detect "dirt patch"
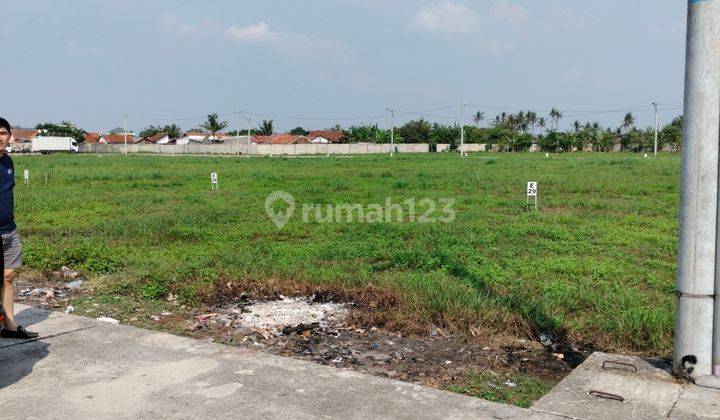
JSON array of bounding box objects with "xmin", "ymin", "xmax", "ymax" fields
[{"xmin": 167, "ymin": 291, "xmax": 585, "ymax": 395}]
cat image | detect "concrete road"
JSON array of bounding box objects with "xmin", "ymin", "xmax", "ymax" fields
[{"xmin": 0, "ymin": 304, "xmax": 552, "ymax": 419}]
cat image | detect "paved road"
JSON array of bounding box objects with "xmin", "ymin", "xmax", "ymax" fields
[{"xmin": 0, "ymin": 304, "xmax": 546, "ymax": 419}]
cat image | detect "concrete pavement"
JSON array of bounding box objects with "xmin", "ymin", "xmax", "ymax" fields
[
  {"xmin": 4, "ymin": 304, "xmax": 720, "ymax": 419},
  {"xmin": 0, "ymin": 304, "xmax": 554, "ymax": 419},
  {"xmin": 534, "ymin": 352, "xmax": 720, "ymax": 419}
]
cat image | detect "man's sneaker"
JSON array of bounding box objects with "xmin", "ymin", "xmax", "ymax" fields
[{"xmin": 0, "ymin": 325, "xmax": 38, "ymax": 339}]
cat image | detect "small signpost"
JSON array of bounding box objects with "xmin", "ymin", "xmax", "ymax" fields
[
  {"xmin": 210, "ymin": 172, "xmax": 219, "ymax": 191},
  {"xmin": 526, "ymin": 181, "xmax": 538, "ymax": 211},
  {"xmin": 23, "ymin": 169, "xmax": 29, "ymax": 185}
]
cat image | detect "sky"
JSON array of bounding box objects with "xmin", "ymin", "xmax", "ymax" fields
[{"xmin": 1, "ymin": 0, "xmax": 686, "ymax": 134}]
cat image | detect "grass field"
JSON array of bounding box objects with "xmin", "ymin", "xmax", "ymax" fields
[{"xmin": 13, "ymin": 152, "xmax": 679, "ymax": 355}]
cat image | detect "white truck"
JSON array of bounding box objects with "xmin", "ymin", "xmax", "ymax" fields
[{"xmin": 31, "ymin": 137, "xmax": 79, "ymax": 154}]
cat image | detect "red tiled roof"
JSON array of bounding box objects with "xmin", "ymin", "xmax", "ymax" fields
[
  {"xmin": 84, "ymin": 132, "xmax": 100, "ymax": 143},
  {"xmin": 254, "ymin": 134, "xmax": 310, "ymax": 145},
  {"xmin": 307, "ymin": 130, "xmax": 345, "ymax": 143},
  {"xmin": 11, "ymin": 129, "xmax": 38, "ymax": 142},
  {"xmin": 100, "ymin": 134, "xmax": 134, "ymax": 144}
]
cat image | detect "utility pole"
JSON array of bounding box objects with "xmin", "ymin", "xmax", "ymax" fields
[
  {"xmin": 242, "ymin": 117, "xmax": 252, "ymax": 157},
  {"xmin": 386, "ymin": 108, "xmax": 395, "ymax": 157},
  {"xmin": 236, "ymin": 109, "xmax": 241, "ymax": 154},
  {"xmin": 674, "ymin": 0, "xmax": 720, "ymax": 382},
  {"xmin": 460, "ymin": 101, "xmax": 467, "ymax": 157},
  {"xmin": 652, "ymin": 101, "xmax": 659, "ymax": 158},
  {"xmin": 123, "ymin": 113, "xmax": 128, "ymax": 155}
]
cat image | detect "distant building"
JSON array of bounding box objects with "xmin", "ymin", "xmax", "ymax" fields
[
  {"xmin": 136, "ymin": 133, "xmax": 171, "ymax": 144},
  {"xmin": 10, "ymin": 127, "xmax": 38, "ymax": 143},
  {"xmin": 183, "ymin": 131, "xmax": 225, "ymax": 143},
  {"xmin": 253, "ymin": 134, "xmax": 310, "ymax": 145},
  {"xmin": 99, "ymin": 133, "xmax": 138, "ymax": 144},
  {"xmin": 84, "ymin": 132, "xmax": 100, "ymax": 143},
  {"xmin": 307, "ymin": 130, "xmax": 345, "ymax": 144}
]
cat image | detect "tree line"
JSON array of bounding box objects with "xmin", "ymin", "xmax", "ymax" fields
[{"xmin": 33, "ymin": 109, "xmax": 684, "ymax": 152}]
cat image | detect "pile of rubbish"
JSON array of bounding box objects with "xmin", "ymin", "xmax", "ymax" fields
[{"xmin": 186, "ymin": 295, "xmax": 349, "ymax": 338}]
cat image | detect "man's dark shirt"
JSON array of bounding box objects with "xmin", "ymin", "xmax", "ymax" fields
[{"xmin": 0, "ymin": 152, "xmax": 16, "ymax": 234}]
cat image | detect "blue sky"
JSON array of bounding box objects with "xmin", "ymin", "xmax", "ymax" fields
[{"xmin": 1, "ymin": 0, "xmax": 686, "ymax": 133}]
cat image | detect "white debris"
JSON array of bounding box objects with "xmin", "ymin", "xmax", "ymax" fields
[
  {"xmin": 237, "ymin": 297, "xmax": 347, "ymax": 330},
  {"xmin": 65, "ymin": 305, "xmax": 74, "ymax": 314},
  {"xmin": 96, "ymin": 317, "xmax": 120, "ymax": 324}
]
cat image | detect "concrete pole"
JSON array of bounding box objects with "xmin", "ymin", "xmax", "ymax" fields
[
  {"xmin": 241, "ymin": 117, "xmax": 252, "ymax": 157},
  {"xmin": 236, "ymin": 109, "xmax": 241, "ymax": 155},
  {"xmin": 675, "ymin": 0, "xmax": 720, "ymax": 380},
  {"xmin": 386, "ymin": 108, "xmax": 395, "ymax": 157},
  {"xmin": 460, "ymin": 101, "xmax": 466, "ymax": 157},
  {"xmin": 123, "ymin": 113, "xmax": 128, "ymax": 155},
  {"xmin": 652, "ymin": 101, "xmax": 659, "ymax": 158}
]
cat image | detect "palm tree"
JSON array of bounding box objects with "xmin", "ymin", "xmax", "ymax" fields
[
  {"xmin": 572, "ymin": 120, "xmax": 581, "ymax": 133},
  {"xmin": 538, "ymin": 117, "xmax": 546, "ymax": 134},
  {"xmin": 258, "ymin": 120, "xmax": 274, "ymax": 136},
  {"xmin": 473, "ymin": 111, "xmax": 484, "ymax": 127},
  {"xmin": 526, "ymin": 111, "xmax": 538, "ymax": 134},
  {"xmin": 621, "ymin": 112, "xmax": 635, "ymax": 134},
  {"xmin": 200, "ymin": 113, "xmax": 228, "ymax": 142},
  {"xmin": 164, "ymin": 124, "xmax": 182, "ymax": 139},
  {"xmin": 549, "ymin": 107, "xmax": 563, "ymax": 131}
]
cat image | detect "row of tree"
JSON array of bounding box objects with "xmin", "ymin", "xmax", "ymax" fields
[
  {"xmin": 34, "ymin": 109, "xmax": 684, "ymax": 153},
  {"xmin": 344, "ymin": 111, "xmax": 683, "ymax": 152}
]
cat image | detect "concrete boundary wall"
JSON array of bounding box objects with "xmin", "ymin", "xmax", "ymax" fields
[{"xmin": 80, "ymin": 143, "xmax": 430, "ymax": 155}]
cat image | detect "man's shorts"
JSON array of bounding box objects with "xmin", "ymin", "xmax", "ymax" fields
[{"xmin": 1, "ymin": 230, "xmax": 23, "ymax": 269}]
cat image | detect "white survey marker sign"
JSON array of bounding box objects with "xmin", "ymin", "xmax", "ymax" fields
[
  {"xmin": 527, "ymin": 181, "xmax": 538, "ymax": 197},
  {"xmin": 210, "ymin": 172, "xmax": 219, "ymax": 190}
]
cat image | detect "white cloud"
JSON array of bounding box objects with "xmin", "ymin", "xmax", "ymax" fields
[
  {"xmin": 162, "ymin": 13, "xmax": 200, "ymax": 36},
  {"xmin": 225, "ymin": 21, "xmax": 348, "ymax": 59},
  {"xmin": 491, "ymin": 1, "xmax": 529, "ymax": 25},
  {"xmin": 225, "ymin": 21, "xmax": 279, "ymax": 43},
  {"xmin": 413, "ymin": 1, "xmax": 480, "ymax": 34}
]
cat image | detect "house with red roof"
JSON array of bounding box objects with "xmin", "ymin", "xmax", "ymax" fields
[
  {"xmin": 99, "ymin": 133, "xmax": 138, "ymax": 144},
  {"xmin": 306, "ymin": 130, "xmax": 345, "ymax": 144},
  {"xmin": 10, "ymin": 128, "xmax": 38, "ymax": 143},
  {"xmin": 84, "ymin": 132, "xmax": 100, "ymax": 143},
  {"xmin": 253, "ymin": 134, "xmax": 310, "ymax": 145}
]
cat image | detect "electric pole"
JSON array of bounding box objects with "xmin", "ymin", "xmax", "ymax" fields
[
  {"xmin": 674, "ymin": 0, "xmax": 720, "ymax": 382},
  {"xmin": 460, "ymin": 101, "xmax": 467, "ymax": 157},
  {"xmin": 242, "ymin": 117, "xmax": 252, "ymax": 156},
  {"xmin": 652, "ymin": 101, "xmax": 659, "ymax": 158},
  {"xmin": 386, "ymin": 108, "xmax": 395, "ymax": 157},
  {"xmin": 123, "ymin": 113, "xmax": 128, "ymax": 155}
]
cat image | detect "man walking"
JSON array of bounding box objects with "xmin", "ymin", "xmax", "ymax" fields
[{"xmin": 0, "ymin": 117, "xmax": 38, "ymax": 339}]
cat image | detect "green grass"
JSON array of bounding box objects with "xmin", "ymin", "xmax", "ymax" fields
[
  {"xmin": 448, "ymin": 371, "xmax": 555, "ymax": 408},
  {"xmin": 13, "ymin": 152, "xmax": 678, "ymax": 354}
]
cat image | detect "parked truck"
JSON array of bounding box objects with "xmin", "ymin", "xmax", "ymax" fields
[{"xmin": 31, "ymin": 137, "xmax": 79, "ymax": 154}]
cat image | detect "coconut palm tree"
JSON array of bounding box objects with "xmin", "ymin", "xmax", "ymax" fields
[
  {"xmin": 573, "ymin": 120, "xmax": 581, "ymax": 133},
  {"xmin": 200, "ymin": 113, "xmax": 228, "ymax": 142},
  {"xmin": 549, "ymin": 107, "xmax": 563, "ymax": 131},
  {"xmin": 258, "ymin": 120, "xmax": 274, "ymax": 136},
  {"xmin": 473, "ymin": 111, "xmax": 485, "ymax": 127},
  {"xmin": 621, "ymin": 112, "xmax": 635, "ymax": 134},
  {"xmin": 525, "ymin": 111, "xmax": 538, "ymax": 134}
]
